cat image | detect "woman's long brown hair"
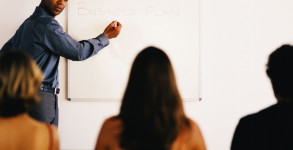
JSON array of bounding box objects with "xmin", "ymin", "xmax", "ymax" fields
[{"xmin": 119, "ymin": 46, "xmax": 190, "ymax": 150}]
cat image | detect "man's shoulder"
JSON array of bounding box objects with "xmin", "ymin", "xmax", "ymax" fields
[
  {"xmin": 240, "ymin": 103, "xmax": 279, "ymax": 124},
  {"xmin": 28, "ymin": 7, "xmax": 60, "ymax": 27},
  {"xmin": 28, "ymin": 15, "xmax": 59, "ymax": 27}
]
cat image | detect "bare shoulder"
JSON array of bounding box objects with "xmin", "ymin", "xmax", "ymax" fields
[
  {"xmin": 102, "ymin": 116, "xmax": 122, "ymax": 129},
  {"xmin": 31, "ymin": 121, "xmax": 60, "ymax": 150},
  {"xmin": 105, "ymin": 116, "xmax": 121, "ymax": 123},
  {"xmin": 186, "ymin": 118, "xmax": 207, "ymax": 150},
  {"xmin": 188, "ymin": 119, "xmax": 201, "ymax": 132},
  {"xmin": 95, "ymin": 116, "xmax": 122, "ymax": 150},
  {"xmin": 50, "ymin": 124, "xmax": 60, "ymax": 150},
  {"xmin": 38, "ymin": 122, "xmax": 59, "ymax": 143},
  {"xmin": 99, "ymin": 115, "xmax": 122, "ymax": 138},
  {"xmin": 50, "ymin": 125, "xmax": 59, "ymax": 140}
]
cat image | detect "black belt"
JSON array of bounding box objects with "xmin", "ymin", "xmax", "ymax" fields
[{"xmin": 40, "ymin": 85, "xmax": 60, "ymax": 94}]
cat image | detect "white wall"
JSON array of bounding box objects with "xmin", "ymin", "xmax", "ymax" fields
[
  {"xmin": 1, "ymin": 0, "xmax": 293, "ymax": 150},
  {"xmin": 200, "ymin": 0, "xmax": 293, "ymax": 149},
  {"xmin": 57, "ymin": 1, "xmax": 293, "ymax": 149}
]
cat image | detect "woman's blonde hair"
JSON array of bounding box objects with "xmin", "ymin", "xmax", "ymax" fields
[{"xmin": 0, "ymin": 50, "xmax": 43, "ymax": 117}]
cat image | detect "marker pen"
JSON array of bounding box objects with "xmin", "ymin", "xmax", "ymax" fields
[{"xmin": 114, "ymin": 21, "xmax": 118, "ymax": 31}]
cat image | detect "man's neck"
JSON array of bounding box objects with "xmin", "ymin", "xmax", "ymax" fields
[{"xmin": 39, "ymin": 4, "xmax": 56, "ymax": 18}]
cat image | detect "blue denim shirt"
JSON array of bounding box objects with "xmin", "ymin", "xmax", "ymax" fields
[{"xmin": 0, "ymin": 6, "xmax": 109, "ymax": 88}]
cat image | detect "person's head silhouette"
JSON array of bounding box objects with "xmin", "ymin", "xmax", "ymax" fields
[{"xmin": 267, "ymin": 44, "xmax": 293, "ymax": 101}]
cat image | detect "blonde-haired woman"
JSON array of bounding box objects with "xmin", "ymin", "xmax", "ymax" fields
[{"xmin": 0, "ymin": 50, "xmax": 59, "ymax": 150}]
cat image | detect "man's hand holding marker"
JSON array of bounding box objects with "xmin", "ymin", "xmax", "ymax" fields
[{"xmin": 103, "ymin": 21, "xmax": 122, "ymax": 39}]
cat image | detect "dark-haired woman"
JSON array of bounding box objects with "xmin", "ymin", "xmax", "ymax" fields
[{"xmin": 95, "ymin": 47, "xmax": 206, "ymax": 150}]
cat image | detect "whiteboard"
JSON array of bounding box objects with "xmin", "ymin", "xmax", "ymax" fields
[{"xmin": 67, "ymin": 0, "xmax": 201, "ymax": 101}]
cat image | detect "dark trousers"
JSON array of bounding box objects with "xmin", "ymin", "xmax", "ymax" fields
[{"xmin": 29, "ymin": 90, "xmax": 59, "ymax": 126}]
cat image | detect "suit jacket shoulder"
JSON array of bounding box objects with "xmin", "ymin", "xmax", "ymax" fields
[{"xmin": 231, "ymin": 102, "xmax": 293, "ymax": 150}]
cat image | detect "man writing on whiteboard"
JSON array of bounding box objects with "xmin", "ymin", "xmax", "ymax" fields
[{"xmin": 0, "ymin": 0, "xmax": 122, "ymax": 126}]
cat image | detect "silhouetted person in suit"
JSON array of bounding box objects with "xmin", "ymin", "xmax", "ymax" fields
[{"xmin": 231, "ymin": 44, "xmax": 293, "ymax": 150}]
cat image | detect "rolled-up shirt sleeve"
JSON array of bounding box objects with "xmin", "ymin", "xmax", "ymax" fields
[{"xmin": 43, "ymin": 19, "xmax": 109, "ymax": 61}]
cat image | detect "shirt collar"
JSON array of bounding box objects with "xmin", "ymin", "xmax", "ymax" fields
[{"xmin": 33, "ymin": 6, "xmax": 53, "ymax": 18}]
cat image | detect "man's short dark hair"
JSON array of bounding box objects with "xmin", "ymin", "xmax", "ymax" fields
[{"xmin": 266, "ymin": 44, "xmax": 293, "ymax": 98}]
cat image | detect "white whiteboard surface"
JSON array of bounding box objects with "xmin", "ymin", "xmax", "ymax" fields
[{"xmin": 67, "ymin": 0, "xmax": 201, "ymax": 101}]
